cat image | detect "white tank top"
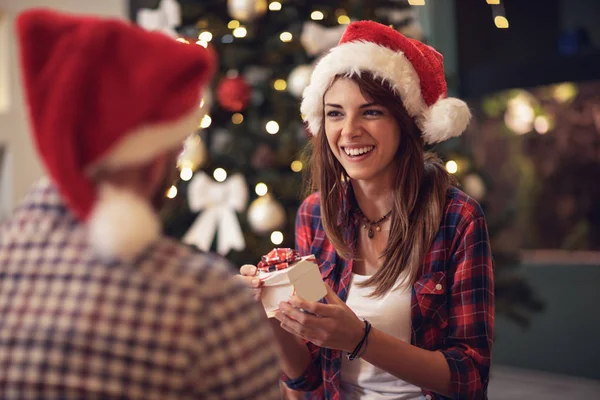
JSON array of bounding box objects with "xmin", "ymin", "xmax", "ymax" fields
[{"xmin": 340, "ymin": 272, "xmax": 424, "ymax": 400}]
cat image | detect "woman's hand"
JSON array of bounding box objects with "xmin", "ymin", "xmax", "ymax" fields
[
  {"xmin": 236, "ymin": 264, "xmax": 263, "ymax": 301},
  {"xmin": 274, "ymin": 284, "xmax": 365, "ymax": 353}
]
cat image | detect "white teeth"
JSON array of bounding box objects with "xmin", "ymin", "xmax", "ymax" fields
[{"xmin": 344, "ymin": 146, "xmax": 374, "ymax": 156}]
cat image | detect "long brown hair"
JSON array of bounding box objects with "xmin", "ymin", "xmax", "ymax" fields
[{"xmin": 305, "ymin": 72, "xmax": 455, "ymax": 297}]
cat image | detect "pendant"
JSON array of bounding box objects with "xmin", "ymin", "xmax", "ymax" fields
[
  {"xmin": 376, "ymin": 226, "xmax": 381, "ymax": 232},
  {"xmin": 367, "ymin": 227, "xmax": 374, "ymax": 239}
]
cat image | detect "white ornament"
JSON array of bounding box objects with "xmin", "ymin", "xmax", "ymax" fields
[
  {"xmin": 462, "ymin": 173, "xmax": 486, "ymax": 201},
  {"xmin": 137, "ymin": 0, "xmax": 181, "ymax": 38},
  {"xmin": 287, "ymin": 65, "xmax": 313, "ymax": 98},
  {"xmin": 247, "ymin": 194, "xmax": 286, "ymax": 235},
  {"xmin": 300, "ymin": 22, "xmax": 346, "ymax": 56},
  {"xmin": 227, "ymin": 0, "xmax": 267, "ymax": 22},
  {"xmin": 183, "ymin": 172, "xmax": 248, "ymax": 255}
]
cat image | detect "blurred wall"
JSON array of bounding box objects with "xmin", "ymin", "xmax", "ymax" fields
[
  {"xmin": 0, "ymin": 0, "xmax": 126, "ymax": 220},
  {"xmin": 493, "ymin": 263, "xmax": 600, "ymax": 381}
]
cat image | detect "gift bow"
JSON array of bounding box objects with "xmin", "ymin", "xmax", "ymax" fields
[
  {"xmin": 182, "ymin": 171, "xmax": 248, "ymax": 255},
  {"xmin": 258, "ymin": 248, "xmax": 300, "ymax": 272}
]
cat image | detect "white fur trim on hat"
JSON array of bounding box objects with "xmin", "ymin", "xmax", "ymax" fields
[
  {"xmin": 87, "ymin": 183, "xmax": 161, "ymax": 262},
  {"xmin": 300, "ymin": 41, "xmax": 471, "ymax": 144},
  {"xmin": 420, "ymin": 97, "xmax": 472, "ymax": 144},
  {"xmin": 94, "ymin": 90, "xmax": 210, "ymax": 172}
]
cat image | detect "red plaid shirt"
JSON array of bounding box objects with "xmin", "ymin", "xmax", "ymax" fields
[{"xmin": 283, "ymin": 187, "xmax": 494, "ymax": 400}]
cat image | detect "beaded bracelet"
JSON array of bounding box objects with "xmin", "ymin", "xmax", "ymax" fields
[{"xmin": 346, "ymin": 319, "xmax": 372, "ymax": 361}]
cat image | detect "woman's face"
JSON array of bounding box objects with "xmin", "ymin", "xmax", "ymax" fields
[{"xmin": 323, "ymin": 77, "xmax": 401, "ymax": 186}]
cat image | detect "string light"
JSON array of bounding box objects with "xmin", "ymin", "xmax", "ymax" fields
[
  {"xmin": 291, "ymin": 160, "xmax": 303, "ymax": 172},
  {"xmin": 337, "ymin": 15, "xmax": 350, "ymax": 25},
  {"xmin": 534, "ymin": 116, "xmax": 550, "ymax": 134},
  {"xmin": 255, "ymin": 183, "xmax": 268, "ymax": 196},
  {"xmin": 180, "ymin": 167, "xmax": 193, "ymax": 181},
  {"xmin": 274, "ymin": 79, "xmax": 287, "ymax": 91},
  {"xmin": 269, "ymin": 1, "xmax": 282, "ymax": 11},
  {"xmin": 213, "ymin": 168, "xmax": 227, "ymax": 182},
  {"xmin": 408, "ymin": 0, "xmax": 425, "ymax": 5},
  {"xmin": 200, "ymin": 115, "xmax": 212, "ymax": 128},
  {"xmin": 311, "ymin": 11, "xmax": 324, "ymax": 21},
  {"xmin": 552, "ymin": 83, "xmax": 578, "ymax": 103},
  {"xmin": 280, "ymin": 32, "xmax": 293, "ymax": 42},
  {"xmin": 198, "ymin": 31, "xmax": 213, "ymax": 42},
  {"xmin": 228, "ymin": 20, "xmax": 240, "ymax": 29},
  {"xmin": 491, "ymin": 2, "xmax": 509, "ymax": 29},
  {"xmin": 486, "ymin": 0, "xmax": 500, "ymax": 4},
  {"xmin": 494, "ymin": 16, "xmax": 509, "ymax": 28},
  {"xmin": 265, "ymin": 121, "xmax": 280, "ymax": 134},
  {"xmin": 271, "ymin": 231, "xmax": 284, "ymax": 245},
  {"xmin": 196, "ymin": 40, "xmax": 208, "ymax": 48},
  {"xmin": 445, "ymin": 160, "xmax": 458, "ymax": 174},
  {"xmin": 232, "ymin": 113, "xmax": 244, "ymax": 124},
  {"xmin": 166, "ymin": 185, "xmax": 178, "ymax": 199},
  {"xmin": 233, "ymin": 27, "xmax": 247, "ymax": 38}
]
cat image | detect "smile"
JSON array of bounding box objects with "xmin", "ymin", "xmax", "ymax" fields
[{"xmin": 343, "ymin": 146, "xmax": 374, "ymax": 157}]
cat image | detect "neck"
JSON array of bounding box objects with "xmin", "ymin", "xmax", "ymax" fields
[{"xmin": 351, "ymin": 179, "xmax": 393, "ymax": 221}]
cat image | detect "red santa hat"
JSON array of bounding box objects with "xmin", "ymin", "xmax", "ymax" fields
[
  {"xmin": 301, "ymin": 20, "xmax": 471, "ymax": 144},
  {"xmin": 16, "ymin": 9, "xmax": 215, "ymax": 261}
]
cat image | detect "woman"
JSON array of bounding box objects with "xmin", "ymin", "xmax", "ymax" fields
[{"xmin": 240, "ymin": 21, "xmax": 493, "ymax": 400}]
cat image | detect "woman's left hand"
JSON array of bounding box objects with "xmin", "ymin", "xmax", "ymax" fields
[{"xmin": 275, "ymin": 284, "xmax": 365, "ymax": 353}]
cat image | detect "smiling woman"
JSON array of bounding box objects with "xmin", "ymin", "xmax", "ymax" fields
[{"xmin": 255, "ymin": 20, "xmax": 494, "ymax": 400}]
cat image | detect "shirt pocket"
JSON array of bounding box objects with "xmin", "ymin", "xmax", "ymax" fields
[{"xmin": 414, "ymin": 271, "xmax": 448, "ymax": 329}]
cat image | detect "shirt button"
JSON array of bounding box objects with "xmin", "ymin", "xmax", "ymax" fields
[
  {"xmin": 435, "ymin": 283, "xmax": 442, "ymax": 291},
  {"xmin": 425, "ymin": 395, "xmax": 432, "ymax": 400}
]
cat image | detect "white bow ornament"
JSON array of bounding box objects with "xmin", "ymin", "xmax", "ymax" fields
[
  {"xmin": 182, "ymin": 171, "xmax": 248, "ymax": 255},
  {"xmin": 300, "ymin": 22, "xmax": 347, "ymax": 56},
  {"xmin": 136, "ymin": 0, "xmax": 181, "ymax": 38}
]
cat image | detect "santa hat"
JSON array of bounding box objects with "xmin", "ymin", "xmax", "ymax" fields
[
  {"xmin": 16, "ymin": 9, "xmax": 215, "ymax": 261},
  {"xmin": 301, "ymin": 20, "xmax": 471, "ymax": 144}
]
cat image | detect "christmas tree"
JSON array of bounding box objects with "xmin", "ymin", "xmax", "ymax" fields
[
  {"xmin": 132, "ymin": 0, "xmax": 423, "ymax": 267},
  {"xmin": 132, "ymin": 0, "xmax": 542, "ymax": 327}
]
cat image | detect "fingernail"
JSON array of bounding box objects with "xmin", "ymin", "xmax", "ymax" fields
[
  {"xmin": 250, "ymin": 266, "xmax": 257, "ymax": 274},
  {"xmin": 252, "ymin": 278, "xmax": 259, "ymax": 286}
]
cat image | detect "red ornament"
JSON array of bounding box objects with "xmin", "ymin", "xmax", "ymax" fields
[{"xmin": 216, "ymin": 76, "xmax": 251, "ymax": 112}]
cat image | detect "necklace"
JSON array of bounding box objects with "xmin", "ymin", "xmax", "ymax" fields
[{"xmin": 355, "ymin": 208, "xmax": 392, "ymax": 239}]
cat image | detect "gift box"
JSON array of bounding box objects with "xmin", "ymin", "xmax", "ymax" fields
[{"xmin": 256, "ymin": 248, "xmax": 327, "ymax": 318}]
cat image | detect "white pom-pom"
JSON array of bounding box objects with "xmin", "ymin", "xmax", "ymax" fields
[
  {"xmin": 421, "ymin": 97, "xmax": 472, "ymax": 144},
  {"xmin": 87, "ymin": 184, "xmax": 161, "ymax": 262}
]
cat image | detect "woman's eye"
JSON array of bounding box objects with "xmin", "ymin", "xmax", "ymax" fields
[
  {"xmin": 326, "ymin": 110, "xmax": 342, "ymax": 117},
  {"xmin": 365, "ymin": 109, "xmax": 383, "ymax": 116}
]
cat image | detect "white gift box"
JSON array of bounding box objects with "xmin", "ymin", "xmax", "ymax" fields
[{"xmin": 258, "ymin": 255, "xmax": 327, "ymax": 318}]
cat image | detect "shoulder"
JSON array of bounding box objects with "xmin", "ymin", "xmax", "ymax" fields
[
  {"xmin": 144, "ymin": 237, "xmax": 267, "ymax": 336},
  {"xmin": 139, "ymin": 237, "xmax": 246, "ymax": 302},
  {"xmin": 443, "ymin": 186, "xmax": 486, "ymax": 230},
  {"xmin": 299, "ymin": 192, "xmax": 321, "ymax": 214},
  {"xmin": 146, "ymin": 241, "xmax": 280, "ymax": 398},
  {"xmin": 296, "ymin": 192, "xmax": 322, "ymax": 226}
]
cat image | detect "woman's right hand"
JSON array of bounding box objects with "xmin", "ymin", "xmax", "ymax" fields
[{"xmin": 237, "ymin": 264, "xmax": 263, "ymax": 301}]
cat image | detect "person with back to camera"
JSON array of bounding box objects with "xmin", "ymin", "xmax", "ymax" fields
[
  {"xmin": 239, "ymin": 20, "xmax": 494, "ymax": 400},
  {"xmin": 0, "ymin": 9, "xmax": 281, "ymax": 400}
]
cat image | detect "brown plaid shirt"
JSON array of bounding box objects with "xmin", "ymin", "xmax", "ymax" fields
[{"xmin": 0, "ymin": 179, "xmax": 281, "ymax": 399}]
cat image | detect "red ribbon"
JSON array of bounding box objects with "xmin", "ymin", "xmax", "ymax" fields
[{"xmin": 257, "ymin": 248, "xmax": 299, "ymax": 272}]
